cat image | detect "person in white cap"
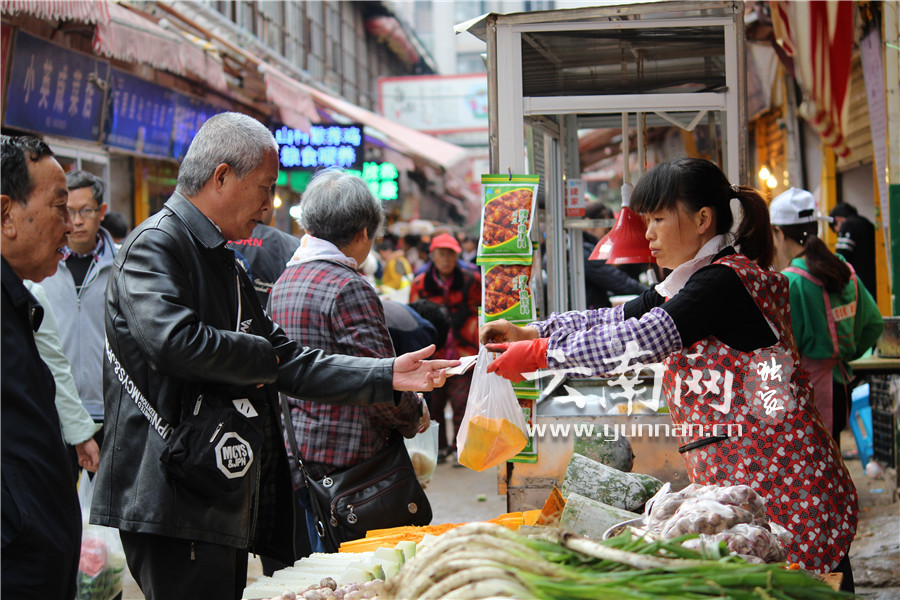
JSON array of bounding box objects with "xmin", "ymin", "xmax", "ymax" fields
[{"xmin": 769, "ymin": 187, "xmax": 883, "ymax": 444}]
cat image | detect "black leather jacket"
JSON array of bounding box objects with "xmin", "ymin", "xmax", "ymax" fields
[{"xmin": 90, "ymin": 193, "xmax": 395, "ymax": 562}]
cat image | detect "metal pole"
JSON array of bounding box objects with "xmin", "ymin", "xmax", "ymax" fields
[{"xmin": 622, "ymin": 113, "xmax": 630, "ymax": 187}]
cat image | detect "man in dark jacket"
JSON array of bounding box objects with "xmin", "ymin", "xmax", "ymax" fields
[
  {"xmin": 830, "ymin": 202, "xmax": 877, "ymax": 302},
  {"xmin": 227, "ymin": 220, "xmax": 300, "ymax": 306},
  {"xmin": 583, "ymin": 202, "xmax": 647, "ymax": 308},
  {"xmin": 1, "ymin": 135, "xmax": 80, "ymax": 599},
  {"xmin": 90, "ymin": 113, "xmax": 455, "ymax": 600}
]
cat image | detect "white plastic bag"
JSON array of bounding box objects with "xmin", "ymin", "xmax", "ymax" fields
[
  {"xmin": 76, "ymin": 470, "xmax": 125, "ymax": 600},
  {"xmin": 405, "ymin": 419, "xmax": 440, "ymax": 485},
  {"xmin": 455, "ymin": 346, "xmax": 529, "ymax": 471}
]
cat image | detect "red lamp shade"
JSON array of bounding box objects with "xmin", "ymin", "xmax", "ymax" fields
[{"xmin": 589, "ymin": 184, "xmax": 655, "ymax": 265}]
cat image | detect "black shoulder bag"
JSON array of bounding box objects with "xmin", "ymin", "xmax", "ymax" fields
[{"xmin": 279, "ymin": 399, "xmax": 432, "ymax": 552}]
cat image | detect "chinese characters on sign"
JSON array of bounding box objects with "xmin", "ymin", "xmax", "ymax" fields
[
  {"xmin": 565, "ymin": 178, "xmax": 586, "ymax": 217},
  {"xmin": 171, "ymin": 94, "xmax": 226, "ymax": 160},
  {"xmin": 274, "ymin": 124, "xmax": 364, "ymax": 172},
  {"xmin": 104, "ymin": 69, "xmax": 176, "ymax": 156},
  {"xmin": 513, "ymin": 275, "xmax": 531, "ymax": 317},
  {"xmin": 4, "ymin": 31, "xmax": 108, "ymax": 141},
  {"xmin": 346, "ymin": 161, "xmax": 399, "ymax": 202}
]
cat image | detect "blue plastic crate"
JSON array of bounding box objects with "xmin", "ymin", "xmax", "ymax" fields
[{"xmin": 849, "ymin": 384, "xmax": 874, "ymax": 467}]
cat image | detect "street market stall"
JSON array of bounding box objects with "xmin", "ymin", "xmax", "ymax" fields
[{"xmin": 461, "ymin": 0, "xmax": 749, "ymax": 512}]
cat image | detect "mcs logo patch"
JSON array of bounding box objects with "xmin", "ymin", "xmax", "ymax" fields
[{"xmin": 215, "ymin": 432, "xmax": 254, "ymax": 479}]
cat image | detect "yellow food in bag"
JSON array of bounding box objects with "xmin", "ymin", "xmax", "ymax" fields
[{"xmin": 457, "ymin": 415, "xmax": 528, "ymax": 472}]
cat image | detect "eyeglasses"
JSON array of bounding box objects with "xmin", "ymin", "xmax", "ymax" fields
[{"xmin": 68, "ymin": 207, "xmax": 101, "ymax": 219}]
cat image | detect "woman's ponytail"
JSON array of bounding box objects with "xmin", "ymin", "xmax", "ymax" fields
[
  {"xmin": 732, "ymin": 186, "xmax": 774, "ymax": 269},
  {"xmin": 805, "ymin": 237, "xmax": 851, "ymax": 293}
]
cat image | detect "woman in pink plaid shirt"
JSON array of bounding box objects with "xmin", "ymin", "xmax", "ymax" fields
[{"xmin": 269, "ymin": 169, "xmax": 430, "ymax": 558}]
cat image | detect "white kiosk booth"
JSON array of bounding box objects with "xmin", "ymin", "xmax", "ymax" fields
[{"xmin": 463, "ymin": 1, "xmax": 750, "ymax": 511}]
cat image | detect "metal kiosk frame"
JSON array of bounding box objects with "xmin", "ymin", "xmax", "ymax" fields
[{"xmin": 465, "ymin": 1, "xmax": 749, "ymax": 511}]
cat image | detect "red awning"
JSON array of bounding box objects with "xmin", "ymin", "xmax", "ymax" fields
[
  {"xmin": 771, "ymin": 0, "xmax": 854, "ymax": 158},
  {"xmin": 93, "ymin": 3, "xmax": 227, "ymax": 92},
  {"xmin": 260, "ymin": 65, "xmax": 318, "ymax": 132},
  {"xmin": 364, "ymin": 16, "xmax": 420, "ymax": 67},
  {"xmin": 0, "ymin": 0, "xmax": 110, "ymax": 24}
]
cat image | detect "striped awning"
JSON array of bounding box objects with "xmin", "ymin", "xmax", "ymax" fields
[
  {"xmin": 93, "ymin": 3, "xmax": 227, "ymax": 91},
  {"xmin": 0, "ymin": 0, "xmax": 110, "ymax": 24},
  {"xmin": 771, "ymin": 0, "xmax": 855, "ymax": 158},
  {"xmin": 260, "ymin": 65, "xmax": 318, "ymax": 133}
]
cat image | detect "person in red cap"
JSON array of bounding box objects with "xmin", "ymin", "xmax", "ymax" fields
[{"xmin": 410, "ymin": 232, "xmax": 481, "ymax": 462}]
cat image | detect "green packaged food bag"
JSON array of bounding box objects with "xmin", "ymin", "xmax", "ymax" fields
[
  {"xmin": 481, "ymin": 257, "xmax": 535, "ymax": 323},
  {"xmin": 479, "ymin": 174, "xmax": 539, "ymax": 257}
]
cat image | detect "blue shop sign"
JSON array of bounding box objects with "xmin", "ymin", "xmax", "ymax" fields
[
  {"xmin": 171, "ymin": 94, "xmax": 226, "ymax": 160},
  {"xmin": 274, "ymin": 123, "xmax": 364, "ymax": 171},
  {"xmin": 4, "ymin": 31, "xmax": 108, "ymax": 141},
  {"xmin": 104, "ymin": 68, "xmax": 175, "ymax": 157}
]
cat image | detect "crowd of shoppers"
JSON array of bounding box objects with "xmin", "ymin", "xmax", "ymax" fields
[{"xmin": 2, "ymin": 109, "xmax": 888, "ymax": 599}]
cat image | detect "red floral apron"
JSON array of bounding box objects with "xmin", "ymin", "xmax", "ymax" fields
[{"xmin": 663, "ymin": 254, "xmax": 857, "ymax": 572}]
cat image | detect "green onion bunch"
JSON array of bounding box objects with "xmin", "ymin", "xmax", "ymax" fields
[{"xmin": 383, "ymin": 523, "xmax": 853, "ymax": 600}]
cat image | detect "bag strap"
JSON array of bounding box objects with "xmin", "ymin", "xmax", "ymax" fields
[
  {"xmin": 278, "ymin": 391, "xmax": 309, "ymax": 477},
  {"xmin": 105, "ymin": 336, "xmax": 173, "ymax": 440},
  {"xmin": 784, "ymin": 265, "xmax": 840, "ymax": 359}
]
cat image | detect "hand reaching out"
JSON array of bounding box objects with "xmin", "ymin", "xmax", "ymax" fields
[
  {"xmin": 417, "ymin": 399, "xmax": 431, "ymax": 434},
  {"xmin": 393, "ymin": 345, "xmax": 460, "ymax": 392},
  {"xmin": 480, "ymin": 319, "xmax": 539, "ymax": 345}
]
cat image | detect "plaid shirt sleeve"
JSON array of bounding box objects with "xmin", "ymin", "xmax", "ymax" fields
[
  {"xmin": 542, "ymin": 306, "xmax": 682, "ymax": 376},
  {"xmin": 531, "ymin": 305, "xmax": 625, "ymax": 338},
  {"xmin": 330, "ymin": 279, "xmax": 421, "ymax": 437}
]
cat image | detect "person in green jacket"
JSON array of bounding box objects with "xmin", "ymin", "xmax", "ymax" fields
[{"xmin": 770, "ymin": 188, "xmax": 883, "ymax": 444}]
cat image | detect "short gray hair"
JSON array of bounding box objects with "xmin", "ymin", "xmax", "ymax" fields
[
  {"xmin": 299, "ymin": 169, "xmax": 384, "ymax": 248},
  {"xmin": 176, "ymin": 112, "xmax": 278, "ymax": 197},
  {"xmin": 65, "ymin": 170, "xmax": 105, "ymax": 205}
]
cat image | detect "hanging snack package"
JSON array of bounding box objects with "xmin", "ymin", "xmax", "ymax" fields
[
  {"xmin": 480, "ymin": 257, "xmax": 535, "ymax": 323},
  {"xmin": 456, "ymin": 346, "xmax": 529, "ymax": 472},
  {"xmin": 479, "ymin": 174, "xmax": 540, "ymax": 257}
]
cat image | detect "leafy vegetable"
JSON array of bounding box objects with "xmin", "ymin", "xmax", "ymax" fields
[{"xmin": 383, "ymin": 523, "xmax": 853, "ymax": 600}]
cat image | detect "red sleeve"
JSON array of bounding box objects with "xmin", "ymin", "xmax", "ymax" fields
[{"xmin": 409, "ymin": 275, "xmax": 424, "ymax": 302}]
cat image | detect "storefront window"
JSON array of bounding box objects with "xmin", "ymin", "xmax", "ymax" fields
[{"xmin": 134, "ymin": 157, "xmax": 179, "ymax": 225}]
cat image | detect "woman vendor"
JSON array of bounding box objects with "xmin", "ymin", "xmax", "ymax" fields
[{"xmin": 482, "ymin": 158, "xmax": 857, "ymax": 588}]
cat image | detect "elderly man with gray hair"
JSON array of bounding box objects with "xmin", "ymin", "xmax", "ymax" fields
[
  {"xmin": 90, "ymin": 113, "xmax": 455, "ymax": 599},
  {"xmin": 269, "ymin": 169, "xmax": 432, "ymax": 559}
]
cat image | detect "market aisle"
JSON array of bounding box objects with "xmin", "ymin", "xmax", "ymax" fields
[
  {"xmin": 121, "ymin": 458, "xmax": 504, "ymax": 599},
  {"xmin": 843, "ymin": 430, "xmax": 900, "ymax": 598}
]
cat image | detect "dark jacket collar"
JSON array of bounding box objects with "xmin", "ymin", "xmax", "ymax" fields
[
  {"xmin": 165, "ymin": 191, "xmax": 228, "ymax": 251},
  {"xmin": 425, "ymin": 263, "xmax": 465, "ymax": 293},
  {"xmin": 2, "ymin": 256, "xmax": 43, "ymax": 332}
]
